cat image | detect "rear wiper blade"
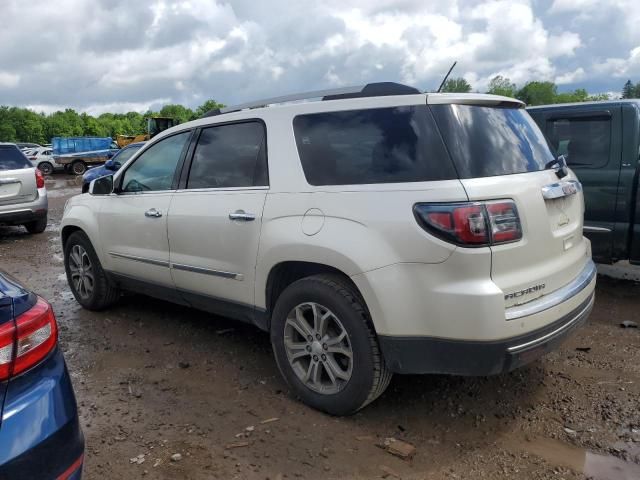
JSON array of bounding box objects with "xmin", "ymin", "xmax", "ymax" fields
[{"xmin": 545, "ymin": 155, "xmax": 568, "ymax": 179}]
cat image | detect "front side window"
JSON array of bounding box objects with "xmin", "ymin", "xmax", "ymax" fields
[
  {"xmin": 187, "ymin": 122, "xmax": 267, "ymax": 189},
  {"xmin": 120, "ymin": 131, "xmax": 190, "ymax": 192},
  {"xmin": 293, "ymin": 106, "xmax": 456, "ymax": 186},
  {"xmin": 546, "ymin": 116, "xmax": 611, "ymax": 169},
  {"xmin": 113, "ymin": 145, "xmax": 142, "ymax": 166}
]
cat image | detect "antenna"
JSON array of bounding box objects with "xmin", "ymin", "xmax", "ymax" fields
[{"xmin": 436, "ymin": 61, "xmax": 457, "ymax": 93}]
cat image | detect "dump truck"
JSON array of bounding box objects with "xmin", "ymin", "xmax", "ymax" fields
[{"xmin": 52, "ymin": 137, "xmax": 117, "ymax": 175}]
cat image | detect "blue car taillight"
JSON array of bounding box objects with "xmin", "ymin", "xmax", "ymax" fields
[{"xmin": 0, "ymin": 297, "xmax": 58, "ymax": 381}]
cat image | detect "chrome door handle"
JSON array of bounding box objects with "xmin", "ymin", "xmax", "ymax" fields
[
  {"xmin": 229, "ymin": 210, "xmax": 256, "ymax": 221},
  {"xmin": 145, "ymin": 208, "xmax": 162, "ymax": 218}
]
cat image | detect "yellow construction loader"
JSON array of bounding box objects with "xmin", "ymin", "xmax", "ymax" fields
[{"xmin": 116, "ymin": 116, "xmax": 178, "ymax": 148}]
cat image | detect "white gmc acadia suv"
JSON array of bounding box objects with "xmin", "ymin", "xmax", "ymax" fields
[{"xmin": 61, "ymin": 83, "xmax": 596, "ymax": 415}]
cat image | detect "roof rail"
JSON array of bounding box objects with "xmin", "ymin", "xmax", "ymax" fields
[{"xmin": 202, "ymin": 82, "xmax": 421, "ymax": 117}]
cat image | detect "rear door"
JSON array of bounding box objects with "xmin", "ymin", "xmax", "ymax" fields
[
  {"xmin": 167, "ymin": 121, "xmax": 268, "ymax": 317},
  {"xmin": 430, "ymin": 102, "xmax": 589, "ymax": 308},
  {"xmin": 0, "ymin": 146, "xmax": 37, "ymax": 207}
]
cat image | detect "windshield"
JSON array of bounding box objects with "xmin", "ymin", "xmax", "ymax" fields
[
  {"xmin": 0, "ymin": 145, "xmax": 31, "ymax": 170},
  {"xmin": 430, "ymin": 105, "xmax": 555, "ymax": 178}
]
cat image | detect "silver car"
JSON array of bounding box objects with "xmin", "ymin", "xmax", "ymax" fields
[{"xmin": 0, "ymin": 143, "xmax": 48, "ymax": 233}]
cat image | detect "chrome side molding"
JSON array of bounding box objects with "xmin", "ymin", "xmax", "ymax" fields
[
  {"xmin": 541, "ymin": 180, "xmax": 582, "ymax": 200},
  {"xmin": 108, "ymin": 251, "xmax": 244, "ymax": 281}
]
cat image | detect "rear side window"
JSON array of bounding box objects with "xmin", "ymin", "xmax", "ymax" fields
[
  {"xmin": 430, "ymin": 105, "xmax": 555, "ymax": 178},
  {"xmin": 187, "ymin": 121, "xmax": 267, "ymax": 189},
  {"xmin": 546, "ymin": 116, "xmax": 611, "ymax": 169},
  {"xmin": 0, "ymin": 146, "xmax": 31, "ymax": 171},
  {"xmin": 293, "ymin": 106, "xmax": 456, "ymax": 186}
]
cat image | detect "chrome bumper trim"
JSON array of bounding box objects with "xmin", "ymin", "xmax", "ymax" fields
[
  {"xmin": 507, "ymin": 293, "xmax": 594, "ymax": 353},
  {"xmin": 505, "ymin": 259, "xmax": 596, "ymax": 320}
]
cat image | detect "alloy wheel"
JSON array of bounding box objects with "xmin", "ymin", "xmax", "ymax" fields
[
  {"xmin": 283, "ymin": 302, "xmax": 353, "ymax": 394},
  {"xmin": 68, "ymin": 244, "xmax": 94, "ymax": 299}
]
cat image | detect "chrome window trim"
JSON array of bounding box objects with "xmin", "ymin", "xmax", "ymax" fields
[
  {"xmin": 505, "ymin": 259, "xmax": 596, "ymax": 320},
  {"xmin": 174, "ymin": 186, "xmax": 269, "ymax": 193},
  {"xmin": 507, "ymin": 294, "xmax": 594, "ymax": 353}
]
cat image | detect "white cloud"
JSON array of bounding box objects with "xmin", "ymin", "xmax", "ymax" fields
[
  {"xmin": 556, "ymin": 67, "xmax": 586, "ymax": 85},
  {"xmin": 0, "ymin": 72, "xmax": 20, "ymax": 88},
  {"xmin": 0, "ymin": 0, "xmax": 637, "ymax": 113}
]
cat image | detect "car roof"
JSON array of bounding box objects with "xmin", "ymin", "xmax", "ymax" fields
[
  {"xmin": 527, "ymin": 99, "xmax": 640, "ymax": 110},
  {"xmin": 162, "ymin": 83, "xmax": 523, "ymax": 138}
]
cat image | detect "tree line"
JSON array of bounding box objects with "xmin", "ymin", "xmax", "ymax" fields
[
  {"xmin": 441, "ymin": 75, "xmax": 618, "ymax": 104},
  {"xmin": 0, "ymin": 100, "xmax": 223, "ymax": 144}
]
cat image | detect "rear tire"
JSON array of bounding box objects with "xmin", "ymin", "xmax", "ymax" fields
[
  {"xmin": 71, "ymin": 161, "xmax": 87, "ymax": 175},
  {"xmin": 271, "ymin": 274, "xmax": 392, "ymax": 416},
  {"xmin": 64, "ymin": 231, "xmax": 120, "ymax": 310},
  {"xmin": 38, "ymin": 162, "xmax": 54, "ymax": 175},
  {"xmin": 24, "ymin": 216, "xmax": 47, "ymax": 234}
]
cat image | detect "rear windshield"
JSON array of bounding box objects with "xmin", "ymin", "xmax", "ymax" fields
[
  {"xmin": 430, "ymin": 104, "xmax": 555, "ymax": 178},
  {"xmin": 0, "ymin": 146, "xmax": 31, "ymax": 171},
  {"xmin": 293, "ymin": 106, "xmax": 457, "ymax": 185}
]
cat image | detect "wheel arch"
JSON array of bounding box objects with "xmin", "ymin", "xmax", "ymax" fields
[{"xmin": 263, "ymin": 261, "xmax": 373, "ymax": 331}]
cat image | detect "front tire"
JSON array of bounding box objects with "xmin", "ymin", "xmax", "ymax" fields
[
  {"xmin": 271, "ymin": 274, "xmax": 392, "ymax": 416},
  {"xmin": 64, "ymin": 231, "xmax": 120, "ymax": 310}
]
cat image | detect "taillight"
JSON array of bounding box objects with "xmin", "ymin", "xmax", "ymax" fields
[
  {"xmin": 35, "ymin": 168, "xmax": 45, "ymax": 188},
  {"xmin": 0, "ymin": 297, "xmax": 58, "ymax": 381},
  {"xmin": 0, "ymin": 322, "xmax": 14, "ymax": 381},
  {"xmin": 414, "ymin": 200, "xmax": 522, "ymax": 247}
]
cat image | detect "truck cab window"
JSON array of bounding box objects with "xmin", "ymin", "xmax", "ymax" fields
[{"xmin": 546, "ymin": 117, "xmax": 611, "ymax": 168}]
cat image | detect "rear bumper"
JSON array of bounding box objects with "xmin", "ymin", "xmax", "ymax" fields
[
  {"xmin": 0, "ymin": 190, "xmax": 48, "ymax": 226},
  {"xmin": 0, "ymin": 348, "xmax": 84, "ymax": 479},
  {"xmin": 379, "ymin": 292, "xmax": 594, "ymax": 375}
]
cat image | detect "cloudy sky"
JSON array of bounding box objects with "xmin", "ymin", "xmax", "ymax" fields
[{"xmin": 1, "ymin": 0, "xmax": 639, "ymax": 114}]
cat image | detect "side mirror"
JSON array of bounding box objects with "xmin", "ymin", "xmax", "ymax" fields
[
  {"xmin": 104, "ymin": 159, "xmax": 115, "ymax": 170},
  {"xmin": 89, "ymin": 175, "xmax": 114, "ymax": 195}
]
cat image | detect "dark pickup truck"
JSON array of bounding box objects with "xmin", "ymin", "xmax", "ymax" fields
[{"xmin": 528, "ymin": 100, "xmax": 640, "ymax": 265}]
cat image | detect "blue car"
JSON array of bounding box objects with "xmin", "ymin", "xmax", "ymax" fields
[
  {"xmin": 81, "ymin": 141, "xmax": 145, "ymax": 193},
  {"xmin": 0, "ymin": 271, "xmax": 84, "ymax": 479}
]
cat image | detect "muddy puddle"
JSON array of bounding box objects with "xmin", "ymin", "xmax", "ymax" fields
[{"xmin": 513, "ymin": 436, "xmax": 640, "ymax": 479}]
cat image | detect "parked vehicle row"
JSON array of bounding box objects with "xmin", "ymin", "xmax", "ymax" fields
[{"xmin": 63, "ymin": 83, "xmax": 596, "ymax": 415}]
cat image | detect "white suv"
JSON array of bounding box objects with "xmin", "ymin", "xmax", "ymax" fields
[{"xmin": 61, "ymin": 83, "xmax": 596, "ymax": 415}]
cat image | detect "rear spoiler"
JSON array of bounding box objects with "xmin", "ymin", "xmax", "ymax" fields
[{"xmin": 427, "ymin": 93, "xmax": 525, "ymax": 109}]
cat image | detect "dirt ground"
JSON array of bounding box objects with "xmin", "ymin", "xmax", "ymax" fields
[{"xmin": 1, "ymin": 174, "xmax": 639, "ymax": 480}]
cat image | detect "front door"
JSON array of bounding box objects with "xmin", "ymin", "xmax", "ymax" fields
[
  {"xmin": 99, "ymin": 130, "xmax": 192, "ymax": 287},
  {"xmin": 168, "ymin": 121, "xmax": 268, "ymax": 319}
]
